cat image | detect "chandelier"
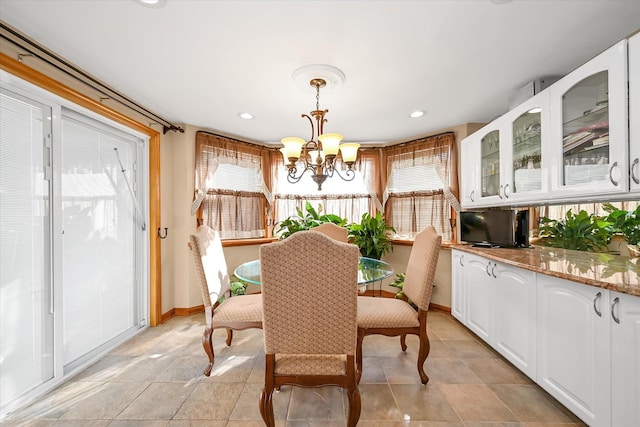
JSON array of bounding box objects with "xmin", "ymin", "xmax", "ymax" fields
[{"xmin": 280, "ymin": 77, "xmax": 360, "ymax": 191}]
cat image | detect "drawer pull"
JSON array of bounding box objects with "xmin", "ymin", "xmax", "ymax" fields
[
  {"xmin": 593, "ymin": 292, "xmax": 602, "ymax": 317},
  {"xmin": 611, "ymin": 297, "xmax": 620, "ymax": 324}
]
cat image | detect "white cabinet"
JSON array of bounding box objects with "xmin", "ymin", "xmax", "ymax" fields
[
  {"xmin": 492, "ymin": 262, "xmax": 536, "ymax": 379},
  {"xmin": 611, "ymin": 291, "xmax": 640, "ymax": 427},
  {"xmin": 451, "ymin": 250, "xmax": 465, "ymax": 321},
  {"xmin": 463, "ymin": 254, "xmax": 493, "ymax": 341},
  {"xmin": 460, "ymin": 134, "xmax": 480, "ymax": 207},
  {"xmin": 629, "ymin": 33, "xmax": 640, "ymax": 194},
  {"xmin": 549, "ymin": 40, "xmax": 629, "ymax": 200},
  {"xmin": 536, "ymin": 275, "xmax": 610, "ymax": 427},
  {"xmin": 452, "ymin": 250, "xmax": 537, "ymax": 379}
]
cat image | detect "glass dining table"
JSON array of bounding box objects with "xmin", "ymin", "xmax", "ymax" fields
[{"xmin": 233, "ymin": 257, "xmax": 394, "ymax": 295}]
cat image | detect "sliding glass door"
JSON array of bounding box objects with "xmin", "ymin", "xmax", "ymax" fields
[
  {"xmin": 61, "ymin": 110, "xmax": 144, "ymax": 368},
  {"xmin": 0, "ymin": 74, "xmax": 148, "ymax": 418},
  {"xmin": 0, "ymin": 89, "xmax": 54, "ymax": 410}
]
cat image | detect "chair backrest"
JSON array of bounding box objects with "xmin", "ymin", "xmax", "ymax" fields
[
  {"xmin": 189, "ymin": 225, "xmax": 231, "ymax": 308},
  {"xmin": 260, "ymin": 231, "xmax": 359, "ymax": 356},
  {"xmin": 402, "ymin": 226, "xmax": 442, "ymax": 311},
  {"xmin": 311, "ymin": 222, "xmax": 349, "ymax": 243}
]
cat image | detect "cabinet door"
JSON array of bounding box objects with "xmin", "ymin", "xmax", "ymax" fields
[
  {"xmin": 502, "ymin": 90, "xmax": 550, "ymax": 205},
  {"xmin": 611, "ymin": 291, "xmax": 640, "ymax": 427},
  {"xmin": 451, "ymin": 250, "xmax": 465, "ymax": 322},
  {"xmin": 493, "ymin": 262, "xmax": 536, "ymax": 379},
  {"xmin": 477, "ymin": 124, "xmax": 505, "ymax": 207},
  {"xmin": 536, "ymin": 275, "xmax": 610, "ymax": 427},
  {"xmin": 629, "ymin": 33, "xmax": 640, "ymax": 193},
  {"xmin": 549, "ymin": 40, "xmax": 629, "ymax": 200},
  {"xmin": 463, "ymin": 255, "xmax": 493, "ymax": 341},
  {"xmin": 460, "ymin": 134, "xmax": 480, "ymax": 208}
]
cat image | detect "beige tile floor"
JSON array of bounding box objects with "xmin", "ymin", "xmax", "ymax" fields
[{"xmin": 3, "ymin": 311, "xmax": 586, "ymax": 426}]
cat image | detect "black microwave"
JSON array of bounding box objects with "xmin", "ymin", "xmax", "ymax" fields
[{"xmin": 460, "ymin": 209, "xmax": 529, "ymax": 248}]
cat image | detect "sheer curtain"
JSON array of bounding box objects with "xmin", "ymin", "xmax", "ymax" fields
[
  {"xmin": 382, "ymin": 133, "xmax": 457, "ymax": 241},
  {"xmin": 193, "ymin": 132, "xmax": 271, "ymax": 239}
]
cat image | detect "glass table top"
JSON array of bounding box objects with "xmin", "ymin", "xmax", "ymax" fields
[{"xmin": 233, "ymin": 257, "xmax": 394, "ymax": 286}]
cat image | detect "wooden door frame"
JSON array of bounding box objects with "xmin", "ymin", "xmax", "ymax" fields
[{"xmin": 0, "ymin": 53, "xmax": 163, "ymax": 326}]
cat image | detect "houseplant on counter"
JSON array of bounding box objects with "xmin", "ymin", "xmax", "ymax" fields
[
  {"xmin": 346, "ymin": 212, "xmax": 395, "ymax": 260},
  {"xmin": 538, "ymin": 209, "xmax": 612, "ymax": 252},
  {"xmin": 602, "ymin": 203, "xmax": 640, "ymax": 257}
]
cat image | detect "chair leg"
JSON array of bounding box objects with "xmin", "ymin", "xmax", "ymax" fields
[
  {"xmin": 400, "ymin": 334, "xmax": 408, "ymax": 352},
  {"xmin": 259, "ymin": 386, "xmax": 275, "ymax": 427},
  {"xmin": 225, "ymin": 328, "xmax": 233, "ymax": 346},
  {"xmin": 202, "ymin": 327, "xmax": 215, "ymax": 377},
  {"xmin": 417, "ymin": 312, "xmax": 431, "ymax": 385},
  {"xmin": 356, "ymin": 328, "xmax": 365, "ymax": 384},
  {"xmin": 346, "ymin": 384, "xmax": 361, "ymax": 427}
]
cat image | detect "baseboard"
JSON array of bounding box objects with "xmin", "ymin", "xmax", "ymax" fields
[
  {"xmin": 429, "ymin": 303, "xmax": 451, "ymax": 314},
  {"xmin": 161, "ymin": 305, "xmax": 204, "ymax": 323}
]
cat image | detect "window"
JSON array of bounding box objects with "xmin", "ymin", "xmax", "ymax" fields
[
  {"xmin": 271, "ymin": 149, "xmax": 380, "ymax": 227},
  {"xmin": 383, "ymin": 133, "xmax": 458, "ymax": 241},
  {"xmin": 194, "ymin": 132, "xmax": 270, "ymax": 239}
]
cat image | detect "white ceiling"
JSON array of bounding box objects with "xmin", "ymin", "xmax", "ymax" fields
[{"xmin": 1, "ymin": 0, "xmax": 639, "ymax": 145}]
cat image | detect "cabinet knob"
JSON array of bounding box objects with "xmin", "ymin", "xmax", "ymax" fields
[
  {"xmin": 611, "ymin": 297, "xmax": 620, "ymax": 324},
  {"xmin": 608, "ymin": 161, "xmax": 619, "ymax": 186},
  {"xmin": 593, "ymin": 292, "xmax": 603, "ymax": 317},
  {"xmin": 632, "ymin": 158, "xmax": 640, "ymax": 185}
]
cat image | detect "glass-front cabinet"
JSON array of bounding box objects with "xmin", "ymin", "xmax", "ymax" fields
[
  {"xmin": 629, "ymin": 33, "xmax": 640, "ymax": 194},
  {"xmin": 502, "ymin": 90, "xmax": 550, "ymax": 204},
  {"xmin": 549, "ymin": 40, "xmax": 628, "ymax": 200},
  {"xmin": 481, "ymin": 129, "xmax": 500, "ymax": 199}
]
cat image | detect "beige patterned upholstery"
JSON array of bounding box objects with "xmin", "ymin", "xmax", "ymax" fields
[
  {"xmin": 311, "ymin": 222, "xmax": 349, "ymax": 243},
  {"xmin": 259, "ymin": 231, "xmax": 361, "ymax": 427},
  {"xmin": 356, "ymin": 226, "xmax": 441, "ymax": 384},
  {"xmin": 189, "ymin": 225, "xmax": 262, "ymax": 376}
]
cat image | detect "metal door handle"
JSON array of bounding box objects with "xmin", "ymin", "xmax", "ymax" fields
[
  {"xmin": 486, "ymin": 262, "xmax": 491, "ymax": 276},
  {"xmin": 491, "ymin": 263, "xmax": 497, "ymax": 278},
  {"xmin": 593, "ymin": 292, "xmax": 602, "ymax": 317},
  {"xmin": 503, "ymin": 183, "xmax": 510, "ymax": 198},
  {"xmin": 609, "ymin": 161, "xmax": 619, "ymax": 186},
  {"xmin": 632, "ymin": 158, "xmax": 639, "ymax": 184},
  {"xmin": 611, "ymin": 297, "xmax": 620, "ymax": 324},
  {"xmin": 470, "ymin": 190, "xmax": 475, "ymax": 202},
  {"xmin": 459, "ymin": 255, "xmax": 464, "ymax": 267},
  {"xmin": 498, "ymin": 185, "xmax": 504, "ymax": 199}
]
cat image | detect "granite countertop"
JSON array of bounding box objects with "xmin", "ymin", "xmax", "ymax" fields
[{"xmin": 451, "ymin": 244, "xmax": 640, "ymax": 297}]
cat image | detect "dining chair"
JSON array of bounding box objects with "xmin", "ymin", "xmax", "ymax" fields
[
  {"xmin": 259, "ymin": 231, "xmax": 361, "ymax": 427},
  {"xmin": 189, "ymin": 225, "xmax": 262, "ymax": 376},
  {"xmin": 356, "ymin": 225, "xmax": 441, "ymax": 384},
  {"xmin": 311, "ymin": 222, "xmax": 349, "ymax": 243}
]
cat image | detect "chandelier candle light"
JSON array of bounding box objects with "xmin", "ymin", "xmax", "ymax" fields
[{"xmin": 281, "ymin": 77, "xmax": 360, "ymax": 191}]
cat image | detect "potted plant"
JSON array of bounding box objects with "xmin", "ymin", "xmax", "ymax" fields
[
  {"xmin": 347, "ymin": 212, "xmax": 395, "ymax": 259},
  {"xmin": 274, "ymin": 201, "xmax": 346, "ymax": 239},
  {"xmin": 602, "ymin": 203, "xmax": 640, "ymax": 256},
  {"xmin": 538, "ymin": 209, "xmax": 612, "ymax": 252}
]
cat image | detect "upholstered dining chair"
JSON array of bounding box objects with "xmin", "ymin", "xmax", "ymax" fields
[
  {"xmin": 259, "ymin": 231, "xmax": 361, "ymax": 427},
  {"xmin": 356, "ymin": 225, "xmax": 441, "ymax": 384},
  {"xmin": 311, "ymin": 222, "xmax": 349, "ymax": 243},
  {"xmin": 189, "ymin": 225, "xmax": 262, "ymax": 376}
]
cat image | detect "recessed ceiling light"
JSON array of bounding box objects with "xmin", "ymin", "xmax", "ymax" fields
[
  {"xmin": 238, "ymin": 112, "xmax": 254, "ymax": 120},
  {"xmin": 135, "ymin": 0, "xmax": 167, "ymax": 8},
  {"xmin": 409, "ymin": 110, "xmax": 426, "ymax": 118},
  {"xmin": 528, "ymin": 107, "xmax": 542, "ymax": 114}
]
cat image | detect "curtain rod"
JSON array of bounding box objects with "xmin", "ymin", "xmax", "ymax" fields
[{"xmin": 0, "ymin": 21, "xmax": 184, "ymax": 134}]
